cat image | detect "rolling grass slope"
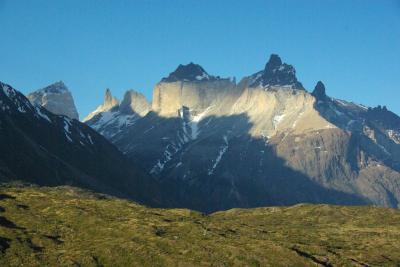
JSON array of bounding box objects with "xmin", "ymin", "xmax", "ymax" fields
[{"xmin": 0, "ymin": 185, "xmax": 399, "ymax": 266}]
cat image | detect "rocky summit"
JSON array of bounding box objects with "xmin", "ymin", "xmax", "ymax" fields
[
  {"xmin": 27, "ymin": 81, "xmax": 79, "ymax": 120},
  {"xmin": 161, "ymin": 62, "xmax": 216, "ymax": 82},
  {"xmin": 84, "ymin": 54, "xmax": 400, "ymax": 213},
  {"xmin": 248, "ymin": 54, "xmax": 304, "ymax": 89}
]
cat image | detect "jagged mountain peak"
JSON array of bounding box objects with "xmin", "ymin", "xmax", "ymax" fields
[
  {"xmin": 312, "ymin": 81, "xmax": 327, "ymax": 100},
  {"xmin": 120, "ymin": 90, "xmax": 150, "ymax": 116},
  {"xmin": 264, "ymin": 54, "xmax": 283, "ymax": 71},
  {"xmin": 27, "ymin": 81, "xmax": 79, "ymax": 120},
  {"xmin": 161, "ymin": 62, "xmax": 216, "ymax": 82},
  {"xmin": 249, "ymin": 54, "xmax": 304, "ymax": 90},
  {"xmin": 84, "ymin": 89, "xmax": 150, "ymax": 139},
  {"xmin": 104, "ymin": 88, "xmax": 112, "ymax": 100}
]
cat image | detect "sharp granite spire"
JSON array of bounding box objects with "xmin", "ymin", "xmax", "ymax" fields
[
  {"xmin": 83, "ymin": 88, "xmax": 119, "ymax": 122},
  {"xmin": 103, "ymin": 88, "xmax": 119, "ymax": 110},
  {"xmin": 312, "ymin": 81, "xmax": 327, "ymax": 100}
]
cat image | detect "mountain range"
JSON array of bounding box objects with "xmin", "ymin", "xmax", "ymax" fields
[
  {"xmin": 1, "ymin": 54, "xmax": 400, "ymax": 213},
  {"xmin": 84, "ymin": 54, "xmax": 400, "ymax": 212}
]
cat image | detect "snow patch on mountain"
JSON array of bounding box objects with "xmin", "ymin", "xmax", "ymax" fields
[
  {"xmin": 273, "ymin": 114, "xmax": 286, "ymax": 129},
  {"xmin": 34, "ymin": 105, "xmax": 52, "ymax": 123},
  {"xmin": 87, "ymin": 134, "xmax": 94, "ymax": 145},
  {"xmin": 195, "ymin": 72, "xmax": 210, "ymax": 81},
  {"xmin": 88, "ymin": 110, "xmax": 140, "ymax": 139},
  {"xmin": 2, "ymin": 84, "xmax": 16, "ymax": 99},
  {"xmin": 63, "ymin": 118, "xmax": 73, "ymax": 142},
  {"xmin": 149, "ymin": 107, "xmax": 214, "ymax": 175},
  {"xmin": 188, "ymin": 107, "xmax": 213, "ymax": 140},
  {"xmin": 208, "ymin": 135, "xmax": 229, "ymax": 175},
  {"xmin": 387, "ymin": 129, "xmax": 400, "ymax": 144},
  {"xmin": 150, "ymin": 143, "xmax": 181, "ymax": 175}
]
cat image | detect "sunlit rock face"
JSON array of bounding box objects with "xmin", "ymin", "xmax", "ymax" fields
[
  {"xmin": 85, "ymin": 54, "xmax": 400, "ymax": 213},
  {"xmin": 120, "ymin": 90, "xmax": 151, "ymax": 116},
  {"xmin": 27, "ymin": 81, "xmax": 79, "ymax": 120},
  {"xmin": 152, "ymin": 62, "xmax": 238, "ymax": 117},
  {"xmin": 231, "ymin": 82, "xmax": 334, "ymax": 138},
  {"xmin": 152, "ymin": 56, "xmax": 333, "ymax": 139}
]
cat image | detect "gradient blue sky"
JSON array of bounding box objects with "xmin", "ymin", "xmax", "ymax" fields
[{"xmin": 1, "ymin": 0, "xmax": 399, "ymax": 118}]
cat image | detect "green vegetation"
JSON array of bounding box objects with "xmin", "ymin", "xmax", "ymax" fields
[{"xmin": 0, "ymin": 185, "xmax": 399, "ymax": 266}]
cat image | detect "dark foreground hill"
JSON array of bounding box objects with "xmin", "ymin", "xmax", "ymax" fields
[
  {"xmin": 0, "ymin": 185, "xmax": 399, "ymax": 266},
  {"xmin": 0, "ymin": 81, "xmax": 160, "ymax": 206}
]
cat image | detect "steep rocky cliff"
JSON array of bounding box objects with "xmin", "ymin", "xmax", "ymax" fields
[{"xmin": 152, "ymin": 62, "xmax": 238, "ymax": 117}]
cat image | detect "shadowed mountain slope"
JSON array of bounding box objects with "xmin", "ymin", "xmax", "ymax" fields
[{"xmin": 0, "ymin": 81, "xmax": 160, "ymax": 206}]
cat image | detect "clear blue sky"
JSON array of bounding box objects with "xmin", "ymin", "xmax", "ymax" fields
[{"xmin": 1, "ymin": 0, "xmax": 399, "ymax": 118}]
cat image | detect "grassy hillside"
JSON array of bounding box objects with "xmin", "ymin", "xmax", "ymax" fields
[{"xmin": 0, "ymin": 185, "xmax": 399, "ymax": 266}]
